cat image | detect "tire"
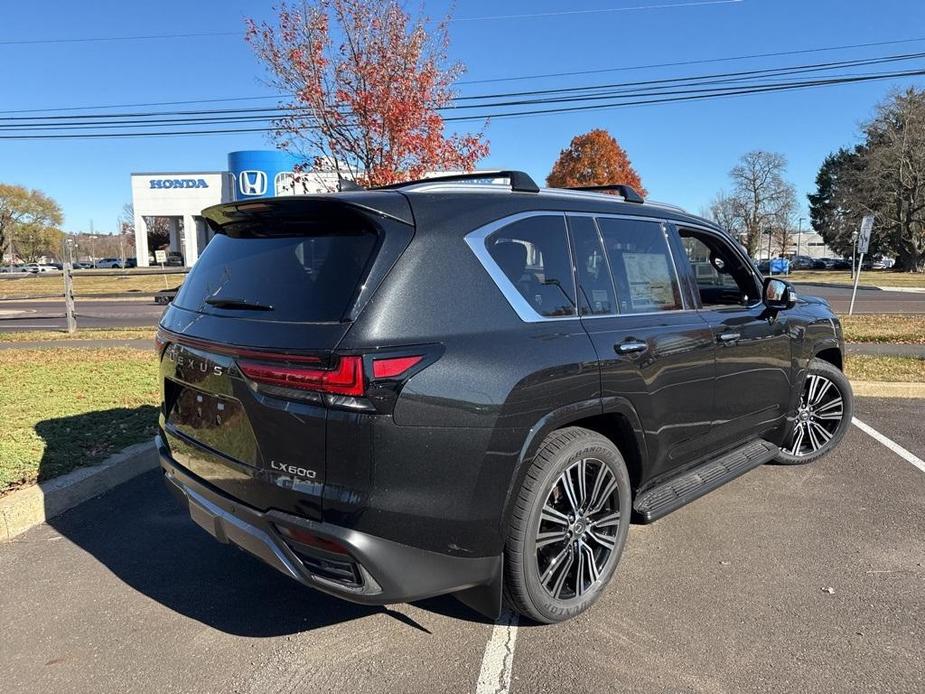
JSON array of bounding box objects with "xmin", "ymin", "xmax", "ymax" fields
[
  {"xmin": 503, "ymin": 426, "xmax": 631, "ymax": 624},
  {"xmin": 775, "ymin": 358, "xmax": 854, "ymax": 465}
]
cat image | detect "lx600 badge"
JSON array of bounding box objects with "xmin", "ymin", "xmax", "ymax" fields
[{"xmin": 270, "ymin": 460, "xmax": 317, "ymax": 480}]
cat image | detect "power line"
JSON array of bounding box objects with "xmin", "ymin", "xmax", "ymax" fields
[
  {"xmin": 0, "ymin": 1, "xmax": 741, "ymax": 47},
  {"xmin": 3, "ymin": 35, "xmax": 924, "ymax": 116},
  {"xmin": 1, "ymin": 67, "xmax": 921, "ymax": 140},
  {"xmin": 450, "ymin": 0, "xmax": 743, "ymax": 22},
  {"xmin": 0, "ymin": 31, "xmax": 241, "ymax": 47},
  {"xmin": 3, "ymin": 49, "xmax": 922, "ymax": 128},
  {"xmin": 458, "ymin": 36, "xmax": 925, "ymax": 84}
]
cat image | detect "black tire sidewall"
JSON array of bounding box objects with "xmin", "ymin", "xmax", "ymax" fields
[{"xmin": 518, "ymin": 433, "xmax": 631, "ymax": 623}]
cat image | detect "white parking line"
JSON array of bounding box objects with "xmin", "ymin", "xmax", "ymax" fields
[
  {"xmin": 476, "ymin": 609, "xmax": 519, "ymax": 694},
  {"xmin": 853, "ymin": 417, "xmax": 925, "ymax": 474}
]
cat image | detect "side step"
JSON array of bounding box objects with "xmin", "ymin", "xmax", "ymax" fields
[{"xmin": 633, "ymin": 439, "xmax": 779, "ymax": 523}]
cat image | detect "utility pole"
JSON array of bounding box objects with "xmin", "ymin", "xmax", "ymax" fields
[{"xmin": 797, "ymin": 217, "xmax": 804, "ymax": 258}]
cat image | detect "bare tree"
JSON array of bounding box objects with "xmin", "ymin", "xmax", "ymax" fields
[
  {"xmin": 707, "ymin": 190, "xmax": 744, "ymax": 239},
  {"xmin": 722, "ymin": 151, "xmax": 798, "ymax": 257}
]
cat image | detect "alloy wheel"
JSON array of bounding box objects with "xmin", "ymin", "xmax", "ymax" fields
[
  {"xmin": 786, "ymin": 373, "xmax": 844, "ymax": 456},
  {"xmin": 534, "ymin": 458, "xmax": 621, "ymax": 600}
]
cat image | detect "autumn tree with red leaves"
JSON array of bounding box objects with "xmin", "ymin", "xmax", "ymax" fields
[
  {"xmin": 546, "ymin": 129, "xmax": 646, "ymax": 196},
  {"xmin": 246, "ymin": 1, "xmax": 488, "ymax": 187}
]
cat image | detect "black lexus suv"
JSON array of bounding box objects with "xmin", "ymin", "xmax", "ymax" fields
[{"xmin": 155, "ymin": 171, "xmax": 853, "ymax": 623}]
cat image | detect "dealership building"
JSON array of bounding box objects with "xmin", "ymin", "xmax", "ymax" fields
[{"xmin": 131, "ymin": 150, "xmax": 338, "ymax": 267}]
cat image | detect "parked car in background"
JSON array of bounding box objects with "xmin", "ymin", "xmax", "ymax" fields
[
  {"xmin": 155, "ymin": 171, "xmax": 853, "ymax": 624},
  {"xmin": 95, "ymin": 258, "xmax": 124, "ymax": 269},
  {"xmin": 154, "ymin": 285, "xmax": 180, "ymax": 305},
  {"xmin": 124, "ymin": 257, "xmax": 138, "ymax": 268},
  {"xmin": 813, "ymin": 257, "xmax": 837, "ymax": 270},
  {"xmin": 22, "ymin": 264, "xmax": 57, "ymax": 273},
  {"xmin": 789, "ymin": 255, "xmax": 815, "ymax": 271},
  {"xmin": 149, "ymin": 251, "xmax": 184, "ymax": 267},
  {"xmin": 73, "ymin": 262, "xmax": 94, "ymax": 269},
  {"xmin": 833, "ymin": 258, "xmax": 852, "ymax": 270}
]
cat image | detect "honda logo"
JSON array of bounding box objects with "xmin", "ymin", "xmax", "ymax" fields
[{"xmin": 238, "ymin": 170, "xmax": 268, "ymax": 196}]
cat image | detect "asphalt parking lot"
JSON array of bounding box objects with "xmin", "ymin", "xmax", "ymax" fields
[
  {"xmin": 0, "ymin": 299, "xmax": 166, "ymax": 331},
  {"xmin": 1, "ymin": 396, "xmax": 922, "ymax": 694}
]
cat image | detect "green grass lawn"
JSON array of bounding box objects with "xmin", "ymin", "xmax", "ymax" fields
[
  {"xmin": 0, "ymin": 347, "xmax": 160, "ymax": 495},
  {"xmin": 845, "ymin": 354, "xmax": 925, "ymax": 383},
  {"xmin": 790, "ymin": 269, "xmax": 925, "ymax": 288},
  {"xmin": 839, "ymin": 314, "xmax": 925, "ymax": 344},
  {"xmin": 0, "ymin": 327, "xmax": 154, "ymax": 343},
  {"xmin": 0, "ymin": 271, "xmax": 184, "ymax": 299}
]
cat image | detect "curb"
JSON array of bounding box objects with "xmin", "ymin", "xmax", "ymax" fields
[
  {"xmin": 877, "ymin": 286, "xmax": 925, "ymax": 294},
  {"xmin": 851, "ymin": 380, "xmax": 925, "ymax": 398},
  {"xmin": 791, "ymin": 281, "xmax": 880, "ymax": 291},
  {"xmin": 0, "ymin": 441, "xmax": 158, "ymax": 542}
]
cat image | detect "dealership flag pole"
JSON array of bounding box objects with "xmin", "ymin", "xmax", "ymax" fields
[{"xmin": 849, "ymin": 215, "xmax": 875, "ymax": 316}]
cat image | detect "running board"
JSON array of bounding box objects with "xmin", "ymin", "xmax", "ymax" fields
[{"xmin": 633, "ymin": 439, "xmax": 779, "ymax": 523}]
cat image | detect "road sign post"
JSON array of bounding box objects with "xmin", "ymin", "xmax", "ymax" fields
[
  {"xmin": 154, "ymin": 250, "xmax": 169, "ymax": 289},
  {"xmin": 849, "ymin": 215, "xmax": 875, "ymax": 315}
]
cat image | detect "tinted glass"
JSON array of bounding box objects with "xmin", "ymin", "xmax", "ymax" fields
[
  {"xmin": 680, "ymin": 229, "xmax": 759, "ymax": 306},
  {"xmin": 174, "ymin": 231, "xmax": 378, "ymax": 322},
  {"xmin": 597, "ymin": 218, "xmax": 683, "ymax": 314},
  {"xmin": 568, "ymin": 216, "xmax": 616, "ymax": 315},
  {"xmin": 487, "ymin": 215, "xmax": 577, "ymax": 317}
]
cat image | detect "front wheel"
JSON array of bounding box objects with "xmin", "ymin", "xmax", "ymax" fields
[
  {"xmin": 503, "ymin": 427, "xmax": 632, "ymax": 623},
  {"xmin": 775, "ymin": 358, "xmax": 853, "ymax": 465}
]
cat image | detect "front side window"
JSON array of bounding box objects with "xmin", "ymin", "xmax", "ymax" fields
[
  {"xmin": 679, "ymin": 228, "xmax": 759, "ymax": 307},
  {"xmin": 486, "ymin": 215, "xmax": 577, "ymax": 318},
  {"xmin": 597, "ymin": 218, "xmax": 683, "ymax": 314}
]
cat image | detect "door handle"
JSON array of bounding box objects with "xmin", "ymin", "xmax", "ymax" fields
[
  {"xmin": 718, "ymin": 332, "xmax": 741, "ymax": 343},
  {"xmin": 616, "ymin": 341, "xmax": 648, "ymax": 354}
]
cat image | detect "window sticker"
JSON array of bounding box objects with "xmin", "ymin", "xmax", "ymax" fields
[{"xmin": 622, "ymin": 252, "xmax": 675, "ymax": 309}]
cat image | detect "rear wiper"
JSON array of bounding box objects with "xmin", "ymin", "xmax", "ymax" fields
[{"xmin": 204, "ymin": 297, "xmax": 274, "ymax": 311}]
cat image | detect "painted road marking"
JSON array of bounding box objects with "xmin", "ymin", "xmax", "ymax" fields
[
  {"xmin": 475, "ymin": 609, "xmax": 519, "ymax": 694},
  {"xmin": 853, "ymin": 417, "xmax": 925, "ymax": 474}
]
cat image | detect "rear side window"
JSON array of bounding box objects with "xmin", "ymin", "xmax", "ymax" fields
[
  {"xmin": 486, "ymin": 215, "xmax": 577, "ymax": 318},
  {"xmin": 597, "ymin": 218, "xmax": 683, "ymax": 314},
  {"xmin": 174, "ymin": 231, "xmax": 378, "ymax": 322}
]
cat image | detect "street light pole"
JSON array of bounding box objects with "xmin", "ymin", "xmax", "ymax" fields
[{"xmin": 797, "ymin": 217, "xmax": 804, "ymax": 258}]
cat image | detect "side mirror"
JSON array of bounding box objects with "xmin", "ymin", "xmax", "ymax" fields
[{"xmin": 763, "ymin": 277, "xmax": 797, "ymax": 310}]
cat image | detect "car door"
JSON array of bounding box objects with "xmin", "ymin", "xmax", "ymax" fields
[
  {"xmin": 567, "ymin": 214, "xmax": 717, "ymax": 486},
  {"xmin": 672, "ymin": 224, "xmax": 793, "ymax": 451}
]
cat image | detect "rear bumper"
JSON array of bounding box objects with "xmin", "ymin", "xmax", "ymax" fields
[{"xmin": 156, "ymin": 435, "xmax": 501, "ymax": 614}]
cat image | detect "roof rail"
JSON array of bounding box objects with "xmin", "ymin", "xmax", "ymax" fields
[
  {"xmin": 375, "ymin": 170, "xmax": 540, "ymax": 194},
  {"xmin": 564, "ymin": 184, "xmax": 644, "ymax": 204}
]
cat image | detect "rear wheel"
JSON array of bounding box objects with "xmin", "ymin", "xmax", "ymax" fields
[
  {"xmin": 504, "ymin": 427, "xmax": 631, "ymax": 623},
  {"xmin": 775, "ymin": 358, "xmax": 853, "ymax": 465}
]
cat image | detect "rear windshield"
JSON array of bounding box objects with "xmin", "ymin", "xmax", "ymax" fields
[{"xmin": 174, "ymin": 231, "xmax": 378, "ymax": 322}]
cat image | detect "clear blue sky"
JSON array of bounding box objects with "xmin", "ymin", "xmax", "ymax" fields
[{"xmin": 1, "ymin": 0, "xmax": 924, "ymax": 234}]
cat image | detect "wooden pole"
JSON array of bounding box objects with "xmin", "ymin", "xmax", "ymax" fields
[{"xmin": 63, "ymin": 261, "xmax": 77, "ymax": 333}]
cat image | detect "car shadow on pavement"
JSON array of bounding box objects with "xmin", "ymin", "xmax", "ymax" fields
[{"xmin": 37, "ymin": 410, "xmax": 488, "ymax": 637}]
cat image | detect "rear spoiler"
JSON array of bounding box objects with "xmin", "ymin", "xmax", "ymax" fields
[{"xmin": 201, "ymin": 192, "xmax": 414, "ymax": 235}]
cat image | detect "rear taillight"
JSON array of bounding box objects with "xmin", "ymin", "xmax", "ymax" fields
[
  {"xmin": 154, "ymin": 330, "xmax": 167, "ymax": 357},
  {"xmin": 372, "ymin": 355, "xmax": 423, "ymax": 379},
  {"xmin": 238, "ymin": 355, "xmax": 365, "ymax": 397}
]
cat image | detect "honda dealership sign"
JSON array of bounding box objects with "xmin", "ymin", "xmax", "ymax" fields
[{"xmin": 228, "ymin": 150, "xmax": 301, "ymax": 199}]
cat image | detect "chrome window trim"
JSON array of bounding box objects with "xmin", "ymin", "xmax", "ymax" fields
[
  {"xmin": 464, "ymin": 211, "xmax": 579, "ymax": 323},
  {"xmin": 467, "ymin": 210, "xmax": 706, "ymax": 324}
]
